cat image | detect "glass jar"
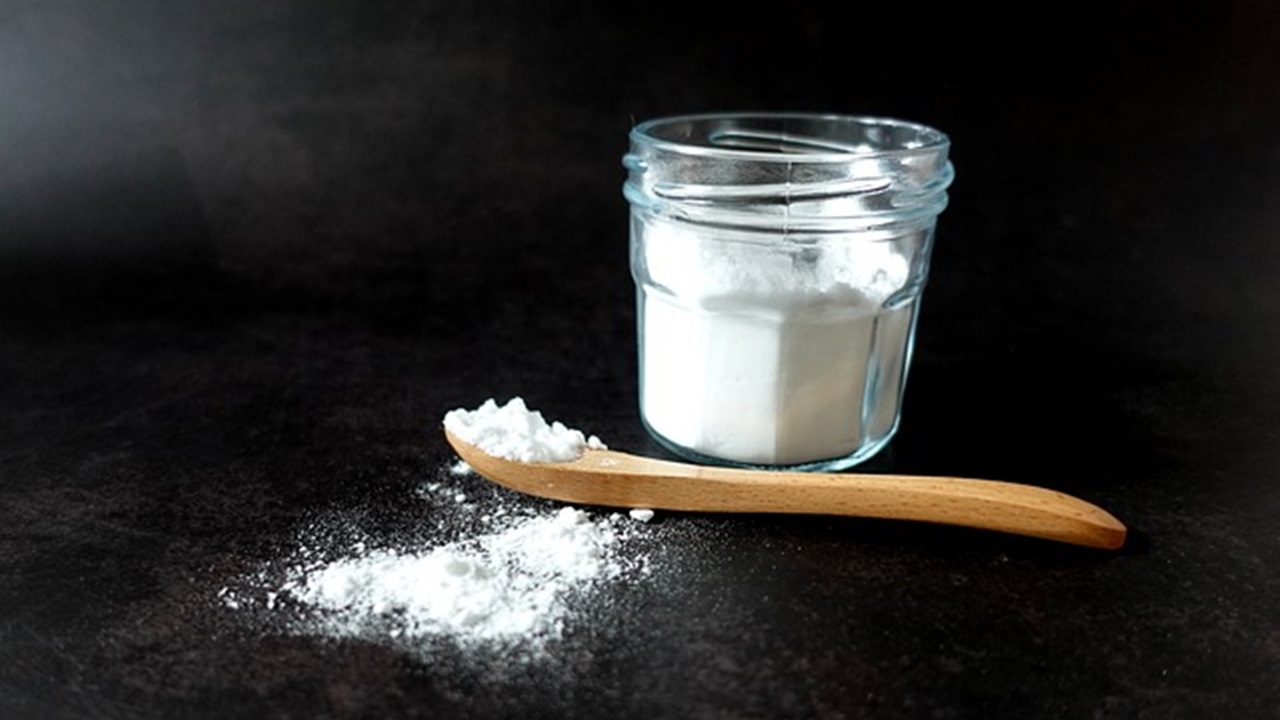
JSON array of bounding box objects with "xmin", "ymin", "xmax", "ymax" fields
[{"xmin": 623, "ymin": 113, "xmax": 953, "ymax": 471}]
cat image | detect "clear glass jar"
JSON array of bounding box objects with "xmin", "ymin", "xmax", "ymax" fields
[{"xmin": 624, "ymin": 113, "xmax": 953, "ymax": 471}]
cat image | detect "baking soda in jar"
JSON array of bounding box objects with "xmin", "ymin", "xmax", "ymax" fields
[{"xmin": 623, "ymin": 113, "xmax": 953, "ymax": 470}]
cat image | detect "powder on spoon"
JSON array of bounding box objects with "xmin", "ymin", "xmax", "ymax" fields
[
  {"xmin": 443, "ymin": 397, "xmax": 606, "ymax": 463},
  {"xmin": 445, "ymin": 397, "xmax": 657, "ymax": 522}
]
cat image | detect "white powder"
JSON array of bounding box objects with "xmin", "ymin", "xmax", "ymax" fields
[
  {"xmin": 285, "ymin": 506, "xmax": 627, "ymax": 647},
  {"xmin": 221, "ymin": 458, "xmax": 648, "ymax": 661},
  {"xmin": 639, "ymin": 216, "xmax": 921, "ymax": 466},
  {"xmin": 443, "ymin": 397, "xmax": 606, "ymax": 463}
]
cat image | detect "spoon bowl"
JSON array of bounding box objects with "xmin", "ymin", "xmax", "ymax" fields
[{"xmin": 444, "ymin": 429, "xmax": 1127, "ymax": 550}]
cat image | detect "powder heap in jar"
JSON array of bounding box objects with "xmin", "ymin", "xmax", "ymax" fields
[{"xmin": 638, "ymin": 216, "xmax": 920, "ymax": 466}]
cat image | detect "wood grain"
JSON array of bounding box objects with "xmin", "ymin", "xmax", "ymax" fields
[{"xmin": 445, "ymin": 430, "xmax": 1127, "ymax": 550}]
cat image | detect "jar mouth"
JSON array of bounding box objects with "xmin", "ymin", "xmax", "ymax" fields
[
  {"xmin": 625, "ymin": 112, "xmax": 953, "ymax": 231},
  {"xmin": 631, "ymin": 112, "xmax": 949, "ymax": 163}
]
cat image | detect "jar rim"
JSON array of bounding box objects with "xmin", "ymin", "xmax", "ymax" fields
[{"xmin": 630, "ymin": 112, "xmax": 950, "ymax": 164}]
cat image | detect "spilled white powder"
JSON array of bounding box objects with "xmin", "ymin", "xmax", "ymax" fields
[
  {"xmin": 220, "ymin": 456, "xmax": 649, "ymax": 660},
  {"xmin": 443, "ymin": 397, "xmax": 606, "ymax": 463},
  {"xmin": 284, "ymin": 506, "xmax": 627, "ymax": 647},
  {"xmin": 218, "ymin": 402, "xmax": 649, "ymax": 659}
]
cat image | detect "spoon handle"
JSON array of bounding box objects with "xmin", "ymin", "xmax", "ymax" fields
[
  {"xmin": 569, "ymin": 452, "xmax": 1127, "ymax": 549},
  {"xmin": 445, "ymin": 431, "xmax": 1127, "ymax": 550}
]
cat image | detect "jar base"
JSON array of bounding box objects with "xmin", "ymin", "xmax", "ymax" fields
[{"xmin": 640, "ymin": 416, "xmax": 900, "ymax": 473}]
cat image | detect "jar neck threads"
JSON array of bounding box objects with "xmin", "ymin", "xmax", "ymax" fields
[{"xmin": 624, "ymin": 113, "xmax": 953, "ymax": 232}]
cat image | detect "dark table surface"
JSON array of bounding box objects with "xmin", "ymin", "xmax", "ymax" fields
[{"xmin": 3, "ymin": 2, "xmax": 1279, "ymax": 718}]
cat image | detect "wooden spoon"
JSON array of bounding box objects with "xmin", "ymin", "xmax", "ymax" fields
[{"xmin": 444, "ymin": 430, "xmax": 1127, "ymax": 550}]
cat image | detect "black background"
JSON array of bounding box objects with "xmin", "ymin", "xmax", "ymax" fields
[{"xmin": 2, "ymin": 2, "xmax": 1279, "ymax": 718}]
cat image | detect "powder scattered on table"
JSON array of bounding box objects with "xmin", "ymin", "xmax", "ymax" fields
[
  {"xmin": 218, "ymin": 456, "xmax": 651, "ymax": 662},
  {"xmin": 286, "ymin": 506, "xmax": 632, "ymax": 647}
]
